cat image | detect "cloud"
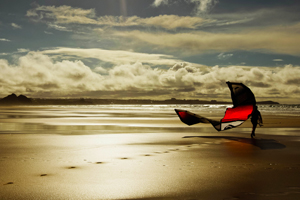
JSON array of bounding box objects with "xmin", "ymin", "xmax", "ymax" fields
[
  {"xmin": 217, "ymin": 53, "xmax": 233, "ymax": 60},
  {"xmin": 17, "ymin": 49, "xmax": 30, "ymax": 53},
  {"xmin": 41, "ymin": 47, "xmax": 182, "ymax": 66},
  {"xmin": 96, "ymin": 15, "xmax": 207, "ymax": 30},
  {"xmin": 44, "ymin": 31, "xmax": 53, "ymax": 34},
  {"xmin": 152, "ymin": 0, "xmax": 218, "ymax": 14},
  {"xmin": 152, "ymin": 0, "xmax": 169, "ymax": 7},
  {"xmin": 114, "ymin": 23, "xmax": 300, "ymax": 56},
  {"xmin": 273, "ymin": 59, "xmax": 283, "ymax": 62},
  {"xmin": 191, "ymin": 0, "xmax": 219, "ymax": 14},
  {"xmin": 0, "ymin": 50, "xmax": 299, "ymax": 103},
  {"xmin": 47, "ymin": 24, "xmax": 71, "ymax": 32},
  {"xmin": 93, "ymin": 66, "xmax": 107, "ymax": 74},
  {"xmin": 0, "ymin": 52, "xmax": 103, "ymax": 97},
  {"xmin": 27, "ymin": 5, "xmax": 97, "ymax": 24},
  {"xmin": 11, "ymin": 23, "xmax": 22, "ymax": 29},
  {"xmin": 0, "ymin": 38, "xmax": 11, "ymax": 42},
  {"xmin": 139, "ymin": 15, "xmax": 207, "ymax": 30},
  {"xmin": 27, "ymin": 5, "xmax": 208, "ymax": 30}
]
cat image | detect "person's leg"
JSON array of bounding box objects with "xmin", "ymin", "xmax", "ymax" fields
[{"xmin": 251, "ymin": 123, "xmax": 257, "ymax": 138}]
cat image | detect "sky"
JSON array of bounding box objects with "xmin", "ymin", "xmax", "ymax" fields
[{"xmin": 0, "ymin": 0, "xmax": 300, "ymax": 103}]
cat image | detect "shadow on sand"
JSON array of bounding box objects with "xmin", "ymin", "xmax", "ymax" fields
[{"xmin": 183, "ymin": 136, "xmax": 286, "ymax": 150}]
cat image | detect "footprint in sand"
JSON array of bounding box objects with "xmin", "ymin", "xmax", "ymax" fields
[
  {"xmin": 4, "ymin": 182, "xmax": 14, "ymax": 185},
  {"xmin": 40, "ymin": 174, "xmax": 47, "ymax": 176},
  {"xmin": 168, "ymin": 148, "xmax": 179, "ymax": 151},
  {"xmin": 68, "ymin": 166, "xmax": 76, "ymax": 169}
]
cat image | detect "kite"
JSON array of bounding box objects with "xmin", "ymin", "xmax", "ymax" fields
[{"xmin": 175, "ymin": 82, "xmax": 256, "ymax": 131}]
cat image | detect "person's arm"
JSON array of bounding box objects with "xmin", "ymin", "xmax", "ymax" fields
[{"xmin": 258, "ymin": 111, "xmax": 263, "ymax": 126}]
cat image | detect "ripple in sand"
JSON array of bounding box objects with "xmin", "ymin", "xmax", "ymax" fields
[
  {"xmin": 68, "ymin": 166, "xmax": 76, "ymax": 169},
  {"xmin": 264, "ymin": 167, "xmax": 273, "ymax": 170},
  {"xmin": 288, "ymin": 186, "xmax": 300, "ymax": 190},
  {"xmin": 223, "ymin": 197, "xmax": 240, "ymax": 200},
  {"xmin": 95, "ymin": 162, "xmax": 103, "ymax": 164},
  {"xmin": 121, "ymin": 157, "xmax": 129, "ymax": 160},
  {"xmin": 40, "ymin": 174, "xmax": 47, "ymax": 176}
]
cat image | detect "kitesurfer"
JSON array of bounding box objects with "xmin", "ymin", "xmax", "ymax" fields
[{"xmin": 251, "ymin": 106, "xmax": 263, "ymax": 138}]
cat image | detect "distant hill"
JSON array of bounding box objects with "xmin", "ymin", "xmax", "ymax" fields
[
  {"xmin": 257, "ymin": 101, "xmax": 279, "ymax": 105},
  {"xmin": 0, "ymin": 93, "xmax": 32, "ymax": 105},
  {"xmin": 0, "ymin": 94, "xmax": 279, "ymax": 105}
]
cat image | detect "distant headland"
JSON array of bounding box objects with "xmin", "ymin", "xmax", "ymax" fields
[
  {"xmin": 0, "ymin": 94, "xmax": 279, "ymax": 105},
  {"xmin": 0, "ymin": 93, "xmax": 33, "ymax": 105}
]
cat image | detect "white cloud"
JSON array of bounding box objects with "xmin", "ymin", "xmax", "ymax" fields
[
  {"xmin": 191, "ymin": 0, "xmax": 219, "ymax": 14},
  {"xmin": 273, "ymin": 59, "xmax": 283, "ymax": 62},
  {"xmin": 0, "ymin": 38, "xmax": 11, "ymax": 42},
  {"xmin": 152, "ymin": 0, "xmax": 169, "ymax": 7},
  {"xmin": 44, "ymin": 31, "xmax": 53, "ymax": 35},
  {"xmin": 0, "ymin": 52, "xmax": 104, "ymax": 97},
  {"xmin": 93, "ymin": 66, "xmax": 107, "ymax": 74},
  {"xmin": 47, "ymin": 24, "xmax": 70, "ymax": 32},
  {"xmin": 41, "ymin": 47, "xmax": 182, "ymax": 66},
  {"xmin": 217, "ymin": 53, "xmax": 233, "ymax": 60},
  {"xmin": 11, "ymin": 23, "xmax": 22, "ymax": 29},
  {"xmin": 17, "ymin": 48, "xmax": 30, "ymax": 53},
  {"xmin": 152, "ymin": 0, "xmax": 218, "ymax": 14},
  {"xmin": 0, "ymin": 50, "xmax": 299, "ymax": 103}
]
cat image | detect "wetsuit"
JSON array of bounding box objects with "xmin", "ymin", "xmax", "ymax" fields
[{"xmin": 251, "ymin": 108, "xmax": 262, "ymax": 138}]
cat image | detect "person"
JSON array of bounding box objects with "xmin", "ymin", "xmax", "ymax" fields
[{"xmin": 251, "ymin": 105, "xmax": 263, "ymax": 138}]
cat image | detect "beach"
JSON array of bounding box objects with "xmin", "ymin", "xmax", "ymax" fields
[{"xmin": 1, "ymin": 105, "xmax": 300, "ymax": 199}]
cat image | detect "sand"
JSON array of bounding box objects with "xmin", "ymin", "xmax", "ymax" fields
[{"xmin": 1, "ymin": 109, "xmax": 300, "ymax": 199}]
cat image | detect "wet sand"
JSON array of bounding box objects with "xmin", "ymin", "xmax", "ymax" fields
[{"xmin": 1, "ymin": 110, "xmax": 300, "ymax": 199}]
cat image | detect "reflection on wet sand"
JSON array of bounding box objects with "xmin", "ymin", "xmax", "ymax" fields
[{"xmin": 0, "ymin": 106, "xmax": 300, "ymax": 199}]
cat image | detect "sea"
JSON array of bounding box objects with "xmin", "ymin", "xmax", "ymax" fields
[{"xmin": 0, "ymin": 104, "xmax": 299, "ymax": 135}]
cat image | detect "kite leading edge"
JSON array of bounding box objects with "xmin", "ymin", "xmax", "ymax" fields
[{"xmin": 175, "ymin": 82, "xmax": 262, "ymax": 137}]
